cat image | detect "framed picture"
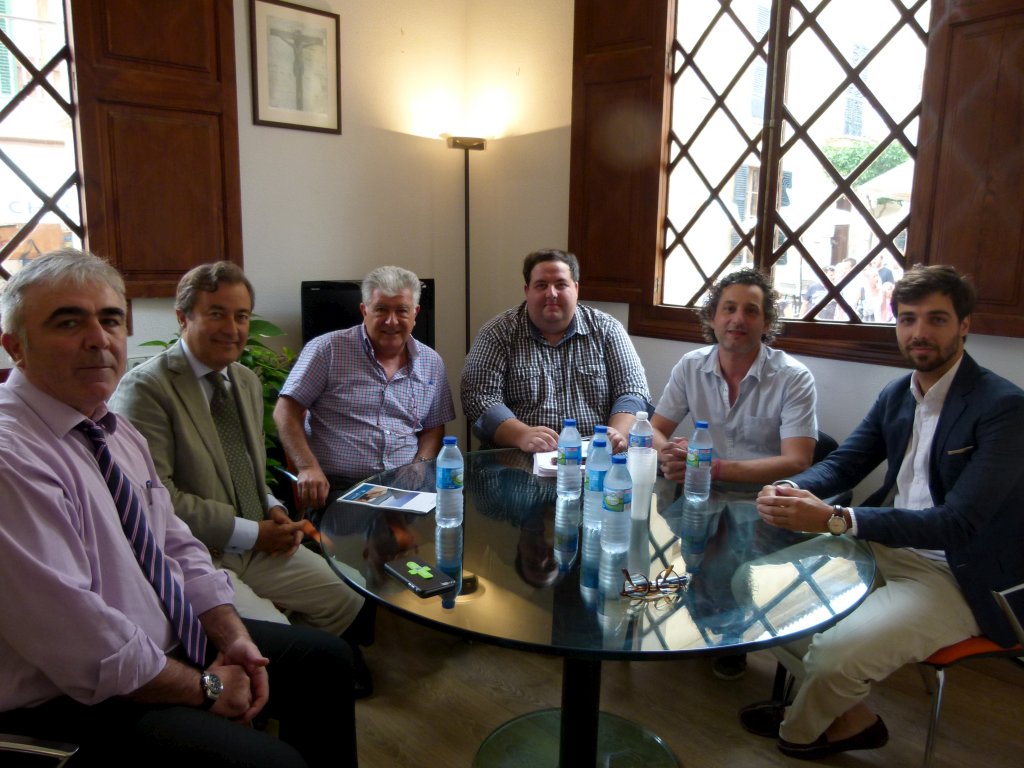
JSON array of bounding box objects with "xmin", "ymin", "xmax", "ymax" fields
[{"xmin": 249, "ymin": 0, "xmax": 341, "ymax": 134}]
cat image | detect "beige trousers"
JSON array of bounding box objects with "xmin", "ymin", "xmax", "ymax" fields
[
  {"xmin": 219, "ymin": 546, "xmax": 365, "ymax": 636},
  {"xmin": 775, "ymin": 542, "xmax": 979, "ymax": 744}
]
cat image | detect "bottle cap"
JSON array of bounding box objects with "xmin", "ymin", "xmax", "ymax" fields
[
  {"xmin": 696, "ymin": 420, "xmax": 709, "ymax": 429},
  {"xmin": 593, "ymin": 438, "xmax": 607, "ymax": 447},
  {"xmin": 594, "ymin": 424, "xmax": 608, "ymax": 433},
  {"xmin": 443, "ymin": 435, "xmax": 458, "ymax": 445},
  {"xmin": 563, "ymin": 418, "xmax": 577, "ymax": 427},
  {"xmin": 636, "ymin": 411, "xmax": 648, "ymax": 420},
  {"xmin": 612, "ymin": 454, "xmax": 627, "ymax": 463}
]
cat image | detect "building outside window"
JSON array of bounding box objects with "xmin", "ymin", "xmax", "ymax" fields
[
  {"xmin": 662, "ymin": 0, "xmax": 929, "ymax": 326},
  {"xmin": 0, "ymin": 0, "xmax": 81, "ymax": 286}
]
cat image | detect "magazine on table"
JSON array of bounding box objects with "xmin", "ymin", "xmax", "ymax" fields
[{"xmin": 337, "ymin": 483, "xmax": 436, "ymax": 514}]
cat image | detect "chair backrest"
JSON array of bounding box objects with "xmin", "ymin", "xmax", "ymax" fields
[
  {"xmin": 813, "ymin": 430, "xmax": 839, "ymax": 464},
  {"xmin": 813, "ymin": 430, "xmax": 853, "ymax": 508},
  {"xmin": 992, "ymin": 588, "xmax": 1024, "ymax": 645}
]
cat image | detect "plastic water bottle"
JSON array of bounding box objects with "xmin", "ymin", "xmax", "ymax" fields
[
  {"xmin": 583, "ymin": 437, "xmax": 611, "ymax": 531},
  {"xmin": 435, "ymin": 436, "xmax": 464, "ymax": 527},
  {"xmin": 679, "ymin": 502, "xmax": 712, "ymax": 574},
  {"xmin": 579, "ymin": 525, "xmax": 601, "ymax": 607},
  {"xmin": 435, "ymin": 525, "xmax": 463, "ymax": 609},
  {"xmin": 684, "ymin": 420, "xmax": 713, "ymax": 503},
  {"xmin": 628, "ymin": 410, "xmax": 654, "ymax": 449},
  {"xmin": 601, "ymin": 454, "xmax": 632, "ymax": 553},
  {"xmin": 556, "ymin": 418, "xmax": 583, "ymax": 500},
  {"xmin": 627, "ymin": 411, "xmax": 657, "ymax": 519},
  {"xmin": 553, "ymin": 498, "xmax": 580, "ymax": 572}
]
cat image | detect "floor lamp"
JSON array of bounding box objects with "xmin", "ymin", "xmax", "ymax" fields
[
  {"xmin": 446, "ymin": 136, "xmax": 487, "ymax": 355},
  {"xmin": 447, "ymin": 136, "xmax": 486, "ymax": 451}
]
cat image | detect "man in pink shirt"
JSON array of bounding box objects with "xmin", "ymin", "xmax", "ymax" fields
[{"xmin": 0, "ymin": 250, "xmax": 357, "ymax": 767}]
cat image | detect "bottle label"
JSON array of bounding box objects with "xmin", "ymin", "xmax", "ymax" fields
[
  {"xmin": 585, "ymin": 468, "xmax": 607, "ymax": 492},
  {"xmin": 602, "ymin": 487, "xmax": 632, "ymax": 513},
  {"xmin": 629, "ymin": 434, "xmax": 654, "ymax": 449},
  {"xmin": 436, "ymin": 467, "xmax": 464, "ymax": 490},
  {"xmin": 558, "ymin": 445, "xmax": 582, "ymax": 466},
  {"xmin": 686, "ymin": 447, "xmax": 713, "ymax": 469}
]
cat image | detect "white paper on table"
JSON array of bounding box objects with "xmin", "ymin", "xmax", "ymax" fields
[{"xmin": 533, "ymin": 439, "xmax": 590, "ymax": 476}]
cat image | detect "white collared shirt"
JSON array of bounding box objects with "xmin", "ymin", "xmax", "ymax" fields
[{"xmin": 894, "ymin": 355, "xmax": 964, "ymax": 561}]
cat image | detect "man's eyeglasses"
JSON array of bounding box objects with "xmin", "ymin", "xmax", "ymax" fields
[{"xmin": 620, "ymin": 566, "xmax": 689, "ymax": 601}]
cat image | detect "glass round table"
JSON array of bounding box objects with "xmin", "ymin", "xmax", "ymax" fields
[{"xmin": 317, "ymin": 449, "xmax": 875, "ymax": 767}]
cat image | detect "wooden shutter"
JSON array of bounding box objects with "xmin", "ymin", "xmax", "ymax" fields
[
  {"xmin": 910, "ymin": 0, "xmax": 1024, "ymax": 336},
  {"xmin": 568, "ymin": 0, "xmax": 673, "ymax": 304},
  {"xmin": 68, "ymin": 0, "xmax": 243, "ymax": 298}
]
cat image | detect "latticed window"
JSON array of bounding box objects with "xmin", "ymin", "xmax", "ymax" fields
[
  {"xmin": 663, "ymin": 0, "xmax": 930, "ymax": 326},
  {"xmin": 0, "ymin": 0, "xmax": 81, "ymax": 286}
]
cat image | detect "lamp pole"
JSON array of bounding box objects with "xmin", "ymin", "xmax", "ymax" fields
[
  {"xmin": 447, "ymin": 136, "xmax": 486, "ymax": 450},
  {"xmin": 446, "ymin": 136, "xmax": 486, "ymax": 354}
]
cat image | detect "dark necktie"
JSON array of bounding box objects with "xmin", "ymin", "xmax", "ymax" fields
[
  {"xmin": 77, "ymin": 420, "xmax": 208, "ymax": 666},
  {"xmin": 205, "ymin": 371, "xmax": 264, "ymax": 522}
]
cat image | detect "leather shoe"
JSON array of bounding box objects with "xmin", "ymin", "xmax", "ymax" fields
[
  {"xmin": 777, "ymin": 716, "xmax": 889, "ymax": 760},
  {"xmin": 739, "ymin": 700, "xmax": 785, "ymax": 738},
  {"xmin": 352, "ymin": 645, "xmax": 374, "ymax": 700}
]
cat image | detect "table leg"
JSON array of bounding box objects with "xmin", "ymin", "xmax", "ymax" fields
[{"xmin": 560, "ymin": 657, "xmax": 601, "ymax": 767}]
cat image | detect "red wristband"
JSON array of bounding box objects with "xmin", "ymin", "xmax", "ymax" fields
[{"xmin": 711, "ymin": 458, "xmax": 721, "ymax": 481}]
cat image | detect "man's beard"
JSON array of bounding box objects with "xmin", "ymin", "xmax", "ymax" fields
[{"xmin": 900, "ymin": 338, "xmax": 962, "ymax": 372}]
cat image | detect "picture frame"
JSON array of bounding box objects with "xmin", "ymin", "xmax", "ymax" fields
[{"xmin": 249, "ymin": 0, "xmax": 341, "ymax": 134}]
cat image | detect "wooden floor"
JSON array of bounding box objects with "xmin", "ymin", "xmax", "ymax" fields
[{"xmin": 353, "ymin": 608, "xmax": 1024, "ymax": 767}]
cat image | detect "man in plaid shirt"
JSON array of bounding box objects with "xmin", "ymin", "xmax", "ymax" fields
[{"xmin": 460, "ymin": 249, "xmax": 650, "ymax": 453}]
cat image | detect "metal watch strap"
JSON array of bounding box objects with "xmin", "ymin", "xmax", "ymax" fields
[{"xmin": 199, "ymin": 671, "xmax": 220, "ymax": 710}]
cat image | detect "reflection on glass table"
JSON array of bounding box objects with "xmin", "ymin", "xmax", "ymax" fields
[{"xmin": 318, "ymin": 449, "xmax": 875, "ymax": 768}]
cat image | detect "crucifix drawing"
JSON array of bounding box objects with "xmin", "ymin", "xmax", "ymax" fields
[{"xmin": 269, "ymin": 26, "xmax": 324, "ymax": 112}]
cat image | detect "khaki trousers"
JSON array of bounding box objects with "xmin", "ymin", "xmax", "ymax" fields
[
  {"xmin": 220, "ymin": 545, "xmax": 365, "ymax": 636},
  {"xmin": 775, "ymin": 542, "xmax": 979, "ymax": 744}
]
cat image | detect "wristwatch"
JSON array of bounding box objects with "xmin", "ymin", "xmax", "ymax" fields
[
  {"xmin": 828, "ymin": 505, "xmax": 850, "ymax": 536},
  {"xmin": 199, "ymin": 671, "xmax": 223, "ymax": 710}
]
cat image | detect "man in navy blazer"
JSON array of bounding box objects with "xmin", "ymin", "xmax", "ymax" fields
[{"xmin": 741, "ymin": 265, "xmax": 1024, "ymax": 760}]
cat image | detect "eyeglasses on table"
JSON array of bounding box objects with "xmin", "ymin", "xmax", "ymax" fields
[{"xmin": 620, "ymin": 565, "xmax": 689, "ymax": 602}]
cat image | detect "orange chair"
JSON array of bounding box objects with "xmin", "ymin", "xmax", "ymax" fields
[{"xmin": 919, "ymin": 636, "xmax": 1023, "ymax": 767}]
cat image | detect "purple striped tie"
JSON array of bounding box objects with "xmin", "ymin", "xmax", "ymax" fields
[{"xmin": 78, "ymin": 420, "xmax": 208, "ymax": 666}]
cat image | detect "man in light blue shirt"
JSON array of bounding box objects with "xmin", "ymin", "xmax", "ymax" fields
[
  {"xmin": 651, "ymin": 269, "xmax": 818, "ymax": 681},
  {"xmin": 652, "ymin": 268, "xmax": 818, "ymax": 485}
]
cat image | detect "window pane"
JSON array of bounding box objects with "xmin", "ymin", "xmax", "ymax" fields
[
  {"xmin": 0, "ymin": 0, "xmax": 81, "ymax": 280},
  {"xmin": 664, "ymin": 0, "xmax": 929, "ymax": 327},
  {"xmin": 665, "ymin": 0, "xmax": 768, "ymax": 304}
]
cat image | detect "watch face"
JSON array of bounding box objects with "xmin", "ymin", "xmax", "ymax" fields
[
  {"xmin": 828, "ymin": 512, "xmax": 847, "ymax": 535},
  {"xmin": 202, "ymin": 673, "xmax": 223, "ymax": 699}
]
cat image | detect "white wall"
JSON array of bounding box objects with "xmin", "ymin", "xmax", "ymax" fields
[{"xmin": 122, "ymin": 0, "xmax": 1024, "ymax": 469}]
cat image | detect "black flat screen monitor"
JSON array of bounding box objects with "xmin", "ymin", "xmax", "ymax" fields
[{"xmin": 300, "ymin": 279, "xmax": 435, "ymax": 349}]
